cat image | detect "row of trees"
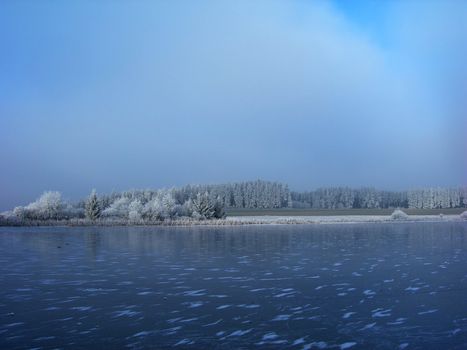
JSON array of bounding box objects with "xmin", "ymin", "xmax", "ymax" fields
[
  {"xmin": 9, "ymin": 189, "xmax": 226, "ymax": 223},
  {"xmin": 3, "ymin": 181, "xmax": 467, "ymax": 224},
  {"xmin": 291, "ymin": 187, "xmax": 467, "ymax": 209},
  {"xmin": 407, "ymin": 188, "xmax": 465, "ymax": 209},
  {"xmin": 178, "ymin": 181, "xmax": 466, "ymax": 209},
  {"xmin": 174, "ymin": 180, "xmax": 290, "ymax": 209}
]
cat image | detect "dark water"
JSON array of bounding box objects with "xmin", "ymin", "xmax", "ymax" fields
[{"xmin": 1, "ymin": 223, "xmax": 467, "ymax": 349}]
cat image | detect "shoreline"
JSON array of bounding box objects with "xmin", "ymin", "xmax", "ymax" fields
[
  {"xmin": 0, "ymin": 215, "xmax": 465, "ymax": 227},
  {"xmin": 226, "ymin": 215, "xmax": 465, "ymax": 225}
]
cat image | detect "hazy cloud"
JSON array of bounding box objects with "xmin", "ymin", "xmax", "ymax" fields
[{"xmin": 0, "ymin": 0, "xmax": 465, "ymax": 209}]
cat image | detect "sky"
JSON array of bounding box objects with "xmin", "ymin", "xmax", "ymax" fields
[{"xmin": 1, "ymin": 0, "xmax": 466, "ymax": 210}]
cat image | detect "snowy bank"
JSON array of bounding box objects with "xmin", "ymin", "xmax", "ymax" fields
[
  {"xmin": 225, "ymin": 215, "xmax": 463, "ymax": 225},
  {"xmin": 390, "ymin": 209, "xmax": 409, "ymax": 220},
  {"xmin": 1, "ymin": 213, "xmax": 464, "ymax": 227}
]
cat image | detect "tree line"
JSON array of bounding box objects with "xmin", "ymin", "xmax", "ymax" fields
[
  {"xmin": 2, "ymin": 180, "xmax": 466, "ymax": 225},
  {"xmin": 7, "ymin": 189, "xmax": 226, "ymax": 224},
  {"xmin": 290, "ymin": 186, "xmax": 467, "ymax": 209}
]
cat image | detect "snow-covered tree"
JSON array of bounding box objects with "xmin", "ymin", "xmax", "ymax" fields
[
  {"xmin": 128, "ymin": 200, "xmax": 143, "ymax": 222},
  {"xmin": 188, "ymin": 192, "xmax": 225, "ymax": 219},
  {"xmin": 13, "ymin": 206, "xmax": 26, "ymax": 220},
  {"xmin": 213, "ymin": 196, "xmax": 226, "ymax": 219},
  {"xmin": 142, "ymin": 197, "xmax": 165, "ymax": 221},
  {"xmin": 18, "ymin": 191, "xmax": 64, "ymax": 220},
  {"xmin": 101, "ymin": 197, "xmax": 131, "ymax": 218},
  {"xmin": 190, "ymin": 192, "xmax": 215, "ymax": 219},
  {"xmin": 85, "ymin": 189, "xmax": 101, "ymax": 220},
  {"xmin": 162, "ymin": 192, "xmax": 177, "ymax": 218}
]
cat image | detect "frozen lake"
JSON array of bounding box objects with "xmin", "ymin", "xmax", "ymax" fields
[{"xmin": 1, "ymin": 223, "xmax": 467, "ymax": 349}]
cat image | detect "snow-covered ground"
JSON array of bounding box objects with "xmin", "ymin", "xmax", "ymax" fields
[
  {"xmin": 226, "ymin": 215, "xmax": 463, "ymax": 225},
  {"xmin": 1, "ymin": 213, "xmax": 465, "ymax": 227}
]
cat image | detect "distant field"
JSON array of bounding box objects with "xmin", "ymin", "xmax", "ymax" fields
[{"xmin": 226, "ymin": 208, "xmax": 466, "ymax": 217}]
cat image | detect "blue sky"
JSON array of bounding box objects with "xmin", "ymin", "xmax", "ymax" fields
[
  {"xmin": 332, "ymin": 0, "xmax": 389, "ymax": 42},
  {"xmin": 1, "ymin": 0, "xmax": 466, "ymax": 209}
]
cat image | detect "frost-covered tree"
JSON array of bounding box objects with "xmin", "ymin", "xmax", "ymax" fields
[
  {"xmin": 191, "ymin": 192, "xmax": 215, "ymax": 219},
  {"xmin": 85, "ymin": 190, "xmax": 101, "ymax": 220},
  {"xmin": 128, "ymin": 200, "xmax": 143, "ymax": 222},
  {"xmin": 13, "ymin": 206, "xmax": 26, "ymax": 220},
  {"xmin": 461, "ymin": 188, "xmax": 467, "ymax": 207},
  {"xmin": 142, "ymin": 197, "xmax": 165, "ymax": 221},
  {"xmin": 17, "ymin": 191, "xmax": 64, "ymax": 220},
  {"xmin": 213, "ymin": 196, "xmax": 226, "ymax": 219},
  {"xmin": 137, "ymin": 190, "xmax": 178, "ymax": 221},
  {"xmin": 162, "ymin": 192, "xmax": 177, "ymax": 218},
  {"xmin": 188, "ymin": 192, "xmax": 225, "ymax": 219},
  {"xmin": 233, "ymin": 183, "xmax": 244, "ymax": 208},
  {"xmin": 63, "ymin": 203, "xmax": 85, "ymax": 219},
  {"xmin": 101, "ymin": 197, "xmax": 131, "ymax": 218}
]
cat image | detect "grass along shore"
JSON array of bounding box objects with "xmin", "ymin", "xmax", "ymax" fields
[
  {"xmin": 226, "ymin": 214, "xmax": 465, "ymax": 225},
  {"xmin": 1, "ymin": 210, "xmax": 466, "ymax": 227},
  {"xmin": 226, "ymin": 208, "xmax": 466, "ymax": 216}
]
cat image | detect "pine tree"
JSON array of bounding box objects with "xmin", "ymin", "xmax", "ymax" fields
[
  {"xmin": 85, "ymin": 189, "xmax": 101, "ymax": 221},
  {"xmin": 213, "ymin": 196, "xmax": 226, "ymax": 219},
  {"xmin": 287, "ymin": 191, "xmax": 293, "ymax": 208},
  {"xmin": 191, "ymin": 192, "xmax": 215, "ymax": 219}
]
